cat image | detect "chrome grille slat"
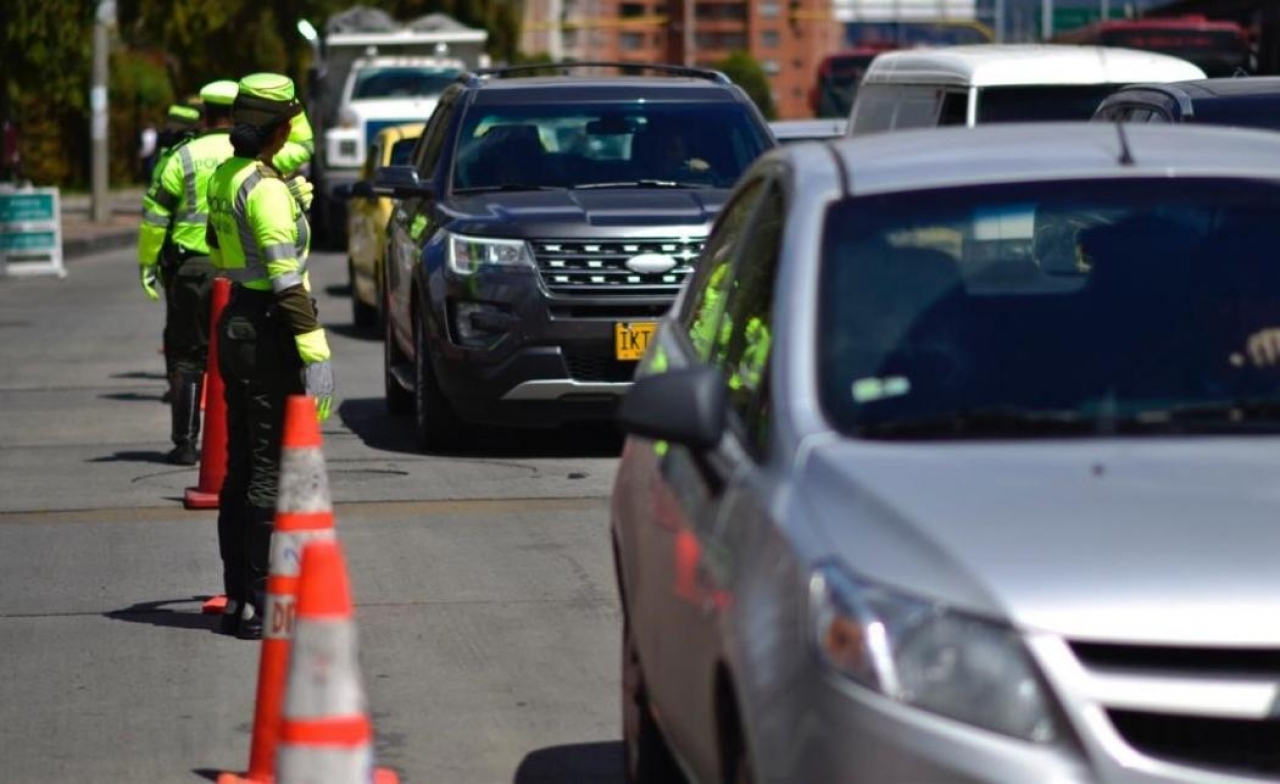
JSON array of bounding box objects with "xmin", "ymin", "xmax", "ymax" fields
[{"xmin": 532, "ymin": 237, "xmax": 703, "ymax": 297}]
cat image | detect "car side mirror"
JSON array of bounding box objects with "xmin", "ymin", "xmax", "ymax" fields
[
  {"xmin": 332, "ymin": 183, "xmax": 353, "ymax": 201},
  {"xmin": 373, "ymin": 165, "xmax": 434, "ymax": 199},
  {"xmin": 351, "ymin": 180, "xmax": 376, "ymax": 200},
  {"xmin": 618, "ymin": 365, "xmax": 727, "ymax": 451}
]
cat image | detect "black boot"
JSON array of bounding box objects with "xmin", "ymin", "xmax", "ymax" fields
[
  {"xmin": 167, "ymin": 373, "xmax": 202, "ymax": 465},
  {"xmin": 237, "ymin": 505, "xmax": 275, "ymax": 640}
]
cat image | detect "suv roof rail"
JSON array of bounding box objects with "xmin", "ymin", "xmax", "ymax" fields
[{"xmin": 467, "ymin": 61, "xmax": 731, "ymax": 84}]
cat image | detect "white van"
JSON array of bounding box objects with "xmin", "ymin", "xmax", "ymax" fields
[{"xmin": 847, "ymin": 44, "xmax": 1206, "ymax": 135}]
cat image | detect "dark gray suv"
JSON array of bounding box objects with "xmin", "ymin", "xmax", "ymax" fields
[{"xmin": 375, "ymin": 63, "xmax": 774, "ymax": 450}]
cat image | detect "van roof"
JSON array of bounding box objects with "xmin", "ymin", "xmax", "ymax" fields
[{"xmin": 862, "ymin": 44, "xmax": 1206, "ymax": 88}]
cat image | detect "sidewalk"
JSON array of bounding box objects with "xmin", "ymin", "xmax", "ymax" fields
[{"xmin": 60, "ymin": 188, "xmax": 143, "ymax": 260}]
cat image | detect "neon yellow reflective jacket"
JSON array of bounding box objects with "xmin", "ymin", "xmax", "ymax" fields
[
  {"xmin": 206, "ymin": 156, "xmax": 311, "ymax": 294},
  {"xmin": 137, "ymin": 130, "xmax": 234, "ymax": 269},
  {"xmin": 273, "ymin": 112, "xmax": 315, "ymax": 177}
]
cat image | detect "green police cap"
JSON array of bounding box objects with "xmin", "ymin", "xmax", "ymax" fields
[
  {"xmin": 232, "ymin": 72, "xmax": 302, "ymax": 130},
  {"xmin": 163, "ymin": 104, "xmax": 202, "ymax": 132},
  {"xmin": 200, "ymin": 80, "xmax": 239, "ymax": 107}
]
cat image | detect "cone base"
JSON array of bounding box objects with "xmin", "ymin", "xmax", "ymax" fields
[
  {"xmin": 215, "ymin": 772, "xmax": 269, "ymax": 784},
  {"xmin": 375, "ymin": 767, "xmax": 400, "ymax": 784},
  {"xmin": 201, "ymin": 595, "xmax": 228, "ymax": 614},
  {"xmin": 184, "ymin": 487, "xmax": 220, "ymax": 509}
]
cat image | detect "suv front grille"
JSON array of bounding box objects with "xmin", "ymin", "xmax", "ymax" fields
[
  {"xmin": 532, "ymin": 238, "xmax": 703, "ymax": 297},
  {"xmin": 564, "ymin": 347, "xmax": 640, "ymax": 382}
]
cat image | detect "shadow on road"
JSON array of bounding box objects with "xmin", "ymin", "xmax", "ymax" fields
[
  {"xmin": 514, "ymin": 741, "xmax": 624, "ymax": 784},
  {"xmin": 328, "ymin": 321, "xmax": 380, "ymax": 342},
  {"xmin": 112, "ymin": 370, "xmax": 166, "ymax": 381},
  {"xmin": 100, "ymin": 391, "xmax": 164, "ymax": 403},
  {"xmin": 87, "ymin": 449, "xmax": 176, "ymax": 465},
  {"xmin": 104, "ymin": 596, "xmax": 220, "ymax": 632},
  {"xmin": 325, "ymin": 283, "xmax": 352, "ymax": 298},
  {"xmin": 339, "ymin": 397, "xmax": 624, "ymax": 459}
]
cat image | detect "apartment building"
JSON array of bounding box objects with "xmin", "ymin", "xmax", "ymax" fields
[{"xmin": 520, "ymin": 0, "xmax": 842, "ymax": 118}]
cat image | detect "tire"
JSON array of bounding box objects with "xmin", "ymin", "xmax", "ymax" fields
[
  {"xmin": 384, "ymin": 292, "xmax": 413, "ymax": 415},
  {"xmin": 623, "ymin": 621, "xmax": 686, "ymax": 784},
  {"xmin": 350, "ymin": 258, "xmax": 377, "ymax": 329},
  {"xmin": 412, "ymin": 309, "xmax": 463, "ymax": 452}
]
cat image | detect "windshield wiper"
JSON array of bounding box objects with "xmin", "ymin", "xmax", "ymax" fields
[
  {"xmin": 858, "ymin": 406, "xmax": 1093, "ymax": 438},
  {"xmin": 571, "ymin": 180, "xmax": 713, "ymax": 190},
  {"xmin": 452, "ymin": 184, "xmax": 563, "ymax": 194}
]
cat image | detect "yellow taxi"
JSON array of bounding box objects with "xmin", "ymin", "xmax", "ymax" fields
[{"xmin": 342, "ymin": 121, "xmax": 423, "ymax": 327}]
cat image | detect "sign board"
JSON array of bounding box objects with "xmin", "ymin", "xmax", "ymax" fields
[
  {"xmin": 0, "ymin": 187, "xmax": 65, "ymax": 278},
  {"xmin": 1039, "ymin": 8, "xmax": 1127, "ymax": 37}
]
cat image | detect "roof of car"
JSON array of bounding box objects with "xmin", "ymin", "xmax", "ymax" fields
[
  {"xmin": 1123, "ymin": 76, "xmax": 1280, "ymax": 99},
  {"xmin": 862, "ymin": 44, "xmax": 1206, "ymax": 87},
  {"xmin": 819, "ymin": 123, "xmax": 1280, "ymax": 197},
  {"xmin": 466, "ymin": 75, "xmax": 747, "ymax": 104}
]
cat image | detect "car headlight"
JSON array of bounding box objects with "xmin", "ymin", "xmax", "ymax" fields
[
  {"xmin": 445, "ymin": 232, "xmax": 534, "ymax": 275},
  {"xmin": 809, "ymin": 562, "xmax": 1061, "ymax": 743}
]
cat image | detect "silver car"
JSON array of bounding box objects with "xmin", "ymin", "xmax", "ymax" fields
[{"xmin": 611, "ymin": 123, "xmax": 1280, "ymax": 784}]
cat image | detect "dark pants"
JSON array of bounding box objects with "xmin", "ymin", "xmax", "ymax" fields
[
  {"xmin": 216, "ymin": 286, "xmax": 304, "ymax": 612},
  {"xmin": 164, "ymin": 254, "xmax": 214, "ymax": 376}
]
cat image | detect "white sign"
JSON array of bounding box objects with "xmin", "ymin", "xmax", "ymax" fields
[{"xmin": 0, "ymin": 186, "xmax": 66, "ymax": 278}]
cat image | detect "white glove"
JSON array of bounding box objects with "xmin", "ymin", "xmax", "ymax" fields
[
  {"xmin": 286, "ymin": 176, "xmax": 315, "ymax": 211},
  {"xmin": 303, "ymin": 360, "xmax": 335, "ymax": 421}
]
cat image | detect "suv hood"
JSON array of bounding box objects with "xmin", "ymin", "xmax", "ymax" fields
[
  {"xmin": 446, "ymin": 189, "xmax": 727, "ymax": 236},
  {"xmin": 801, "ymin": 437, "xmax": 1280, "ymax": 646}
]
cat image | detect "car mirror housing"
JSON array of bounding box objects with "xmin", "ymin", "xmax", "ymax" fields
[
  {"xmin": 332, "ymin": 182, "xmax": 353, "ymax": 201},
  {"xmin": 373, "ymin": 165, "xmax": 434, "ymax": 199},
  {"xmin": 618, "ymin": 365, "xmax": 727, "ymax": 450},
  {"xmin": 351, "ymin": 180, "xmax": 376, "ymax": 200}
]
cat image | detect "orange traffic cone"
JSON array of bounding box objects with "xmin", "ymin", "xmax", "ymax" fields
[
  {"xmin": 219, "ymin": 396, "xmax": 338, "ymax": 784},
  {"xmin": 276, "ymin": 540, "xmax": 398, "ymax": 784},
  {"xmin": 186, "ymin": 276, "xmax": 231, "ymax": 510}
]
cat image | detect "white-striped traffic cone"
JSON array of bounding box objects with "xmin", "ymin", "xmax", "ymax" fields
[{"xmin": 277, "ymin": 539, "xmax": 398, "ymax": 784}]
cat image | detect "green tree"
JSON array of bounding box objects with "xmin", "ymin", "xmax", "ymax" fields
[{"xmin": 715, "ymin": 51, "xmax": 776, "ymax": 120}]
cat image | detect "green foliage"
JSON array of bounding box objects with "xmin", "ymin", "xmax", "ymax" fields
[
  {"xmin": 3, "ymin": 0, "xmax": 522, "ymax": 186},
  {"xmin": 715, "ymin": 51, "xmax": 776, "ymax": 121}
]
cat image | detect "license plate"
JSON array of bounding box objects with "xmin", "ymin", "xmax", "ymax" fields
[{"xmin": 615, "ymin": 322, "xmax": 658, "ymax": 361}]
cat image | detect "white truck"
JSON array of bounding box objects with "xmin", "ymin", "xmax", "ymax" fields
[{"xmin": 300, "ymin": 7, "xmax": 489, "ymax": 243}]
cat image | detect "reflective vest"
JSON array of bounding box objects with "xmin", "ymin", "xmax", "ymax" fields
[
  {"xmin": 207, "ymin": 157, "xmax": 311, "ymax": 294},
  {"xmin": 138, "ymin": 130, "xmax": 233, "ymax": 268}
]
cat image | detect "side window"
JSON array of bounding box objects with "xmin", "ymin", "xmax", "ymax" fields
[
  {"xmin": 413, "ymin": 91, "xmax": 458, "ymax": 181},
  {"xmin": 1126, "ymin": 108, "xmax": 1154, "ymax": 122},
  {"xmin": 891, "ymin": 86, "xmax": 942, "ymax": 130},
  {"xmin": 1143, "ymin": 108, "xmax": 1172, "ymax": 124},
  {"xmin": 712, "ymin": 182, "xmax": 784, "ymax": 456},
  {"xmin": 938, "ymin": 91, "xmax": 968, "ymax": 126},
  {"xmin": 1094, "ymin": 104, "xmax": 1124, "ymax": 122},
  {"xmin": 849, "ymin": 84, "xmax": 895, "ymax": 135},
  {"xmin": 681, "ymin": 178, "xmax": 765, "ymax": 359}
]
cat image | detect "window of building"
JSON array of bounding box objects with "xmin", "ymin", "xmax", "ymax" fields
[
  {"xmin": 761, "ymin": 30, "xmax": 780, "ymax": 48},
  {"xmin": 761, "ymin": 1, "xmax": 780, "ymax": 18},
  {"xmin": 620, "ymin": 31, "xmax": 645, "ymax": 50}
]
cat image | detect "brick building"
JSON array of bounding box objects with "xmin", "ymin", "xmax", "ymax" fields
[{"xmin": 520, "ymin": 0, "xmax": 842, "ymax": 118}]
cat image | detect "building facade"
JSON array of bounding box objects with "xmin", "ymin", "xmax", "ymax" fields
[{"xmin": 520, "ymin": 0, "xmax": 843, "ymax": 119}]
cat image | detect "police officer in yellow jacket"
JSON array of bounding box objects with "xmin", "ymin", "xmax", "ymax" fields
[
  {"xmin": 138, "ymin": 81, "xmax": 237, "ymax": 464},
  {"xmin": 206, "ymin": 73, "xmax": 334, "ymax": 639}
]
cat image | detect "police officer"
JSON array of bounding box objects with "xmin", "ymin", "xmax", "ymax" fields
[
  {"xmin": 206, "ymin": 73, "xmax": 334, "ymax": 639},
  {"xmin": 138, "ymin": 82, "xmax": 237, "ymax": 464}
]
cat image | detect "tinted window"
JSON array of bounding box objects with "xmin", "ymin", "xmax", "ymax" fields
[
  {"xmin": 1195, "ymin": 98, "xmax": 1280, "ymax": 131},
  {"xmin": 977, "ymin": 85, "xmax": 1126, "ymax": 123},
  {"xmin": 849, "ymin": 83, "xmax": 896, "ymax": 135},
  {"xmin": 814, "ymin": 52, "xmax": 876, "ymax": 118},
  {"xmin": 891, "ymin": 86, "xmax": 942, "ymax": 130},
  {"xmin": 353, "ymin": 67, "xmax": 462, "ymax": 99},
  {"xmin": 389, "ymin": 136, "xmax": 419, "ymax": 166},
  {"xmin": 939, "ymin": 92, "xmax": 968, "ymax": 126},
  {"xmin": 817, "ymin": 179, "xmax": 1280, "ymax": 438},
  {"xmin": 413, "ymin": 92, "xmax": 457, "ymax": 180},
  {"xmin": 451, "ymin": 102, "xmax": 771, "ymax": 191}
]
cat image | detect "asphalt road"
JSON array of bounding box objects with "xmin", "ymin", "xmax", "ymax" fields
[{"xmin": 0, "ymin": 245, "xmax": 625, "ymax": 783}]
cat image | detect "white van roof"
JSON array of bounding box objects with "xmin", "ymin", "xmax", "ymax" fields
[{"xmin": 862, "ymin": 44, "xmax": 1206, "ymax": 88}]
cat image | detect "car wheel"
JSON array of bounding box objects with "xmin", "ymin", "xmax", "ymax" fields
[
  {"xmin": 725, "ymin": 736, "xmax": 757, "ymax": 784},
  {"xmin": 350, "ymin": 258, "xmax": 377, "ymax": 329},
  {"xmin": 412, "ymin": 309, "xmax": 463, "ymax": 452},
  {"xmin": 384, "ymin": 292, "xmax": 413, "ymax": 415},
  {"xmin": 623, "ymin": 621, "xmax": 686, "ymax": 784}
]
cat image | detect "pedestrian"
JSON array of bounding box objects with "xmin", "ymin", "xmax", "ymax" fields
[
  {"xmin": 206, "ymin": 73, "xmax": 334, "ymax": 639},
  {"xmin": 137, "ymin": 81, "xmax": 239, "ymax": 465}
]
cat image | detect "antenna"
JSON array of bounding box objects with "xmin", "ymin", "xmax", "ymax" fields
[{"xmin": 1114, "ymin": 119, "xmax": 1135, "ymax": 167}]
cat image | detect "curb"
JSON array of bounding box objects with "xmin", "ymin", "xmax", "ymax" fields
[{"xmin": 63, "ymin": 229, "xmax": 138, "ymax": 260}]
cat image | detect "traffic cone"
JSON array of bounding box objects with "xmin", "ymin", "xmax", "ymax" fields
[
  {"xmin": 219, "ymin": 396, "xmax": 338, "ymax": 784},
  {"xmin": 276, "ymin": 540, "xmax": 398, "ymax": 784},
  {"xmin": 185, "ymin": 276, "xmax": 231, "ymax": 510}
]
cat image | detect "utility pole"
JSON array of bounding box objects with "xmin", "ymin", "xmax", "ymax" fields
[
  {"xmin": 1041, "ymin": 0, "xmax": 1054, "ymax": 40},
  {"xmin": 91, "ymin": 0, "xmax": 115, "ymax": 224}
]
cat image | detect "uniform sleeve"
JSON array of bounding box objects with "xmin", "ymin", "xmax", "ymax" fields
[
  {"xmin": 272, "ymin": 112, "xmax": 315, "ymax": 177},
  {"xmin": 247, "ymin": 179, "xmax": 329, "ymax": 363},
  {"xmin": 137, "ymin": 151, "xmax": 182, "ymax": 267}
]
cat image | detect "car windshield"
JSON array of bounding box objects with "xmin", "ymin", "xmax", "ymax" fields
[
  {"xmin": 450, "ymin": 102, "xmax": 771, "ymax": 192},
  {"xmin": 977, "ymin": 85, "xmax": 1127, "ymax": 123},
  {"xmin": 353, "ymin": 67, "xmax": 462, "ymax": 99},
  {"xmin": 818, "ymin": 179, "xmax": 1280, "ymax": 438},
  {"xmin": 389, "ymin": 137, "xmax": 418, "ymax": 166}
]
